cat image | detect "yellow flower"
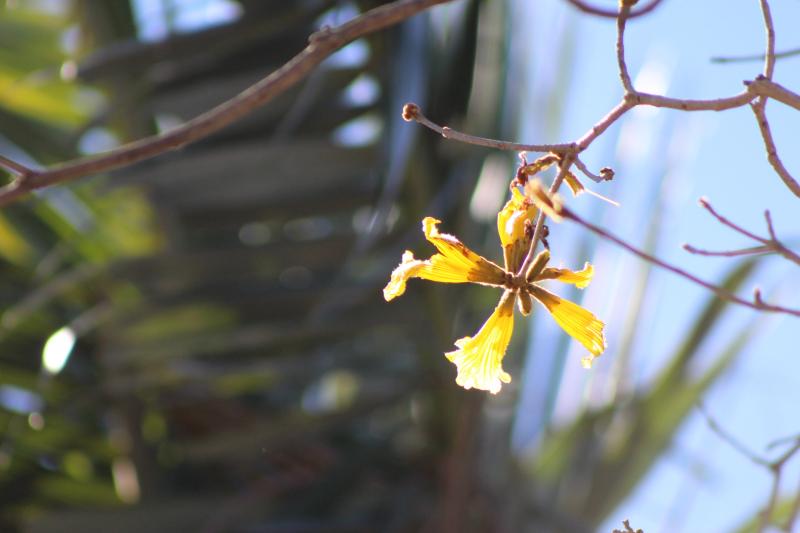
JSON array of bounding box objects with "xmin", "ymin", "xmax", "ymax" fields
[{"xmin": 384, "ymin": 194, "xmax": 606, "ymax": 394}]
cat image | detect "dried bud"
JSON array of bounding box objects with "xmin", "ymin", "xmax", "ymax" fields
[
  {"xmin": 525, "ymin": 249, "xmax": 551, "ymax": 282},
  {"xmin": 517, "ymin": 291, "xmax": 532, "ymax": 316},
  {"xmin": 600, "ymin": 167, "xmax": 615, "ymax": 181},
  {"xmin": 402, "ymin": 103, "xmax": 420, "ymax": 122}
]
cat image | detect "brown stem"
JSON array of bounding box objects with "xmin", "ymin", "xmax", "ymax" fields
[
  {"xmin": 565, "ymin": 0, "xmax": 663, "ymax": 19},
  {"xmin": 401, "ymin": 103, "xmax": 576, "ymax": 154},
  {"xmin": 0, "ymin": 0, "xmax": 455, "ymax": 206},
  {"xmin": 747, "ymin": 78, "xmax": 800, "ymax": 111},
  {"xmin": 683, "ymin": 244, "xmax": 771, "ymax": 258},
  {"xmin": 516, "ymin": 157, "xmax": 574, "ymax": 278},
  {"xmin": 750, "ymin": 101, "xmax": 800, "ymax": 197},
  {"xmin": 616, "ymin": 3, "xmax": 635, "ymax": 93},
  {"xmin": 0, "ymin": 155, "xmax": 33, "ymax": 177},
  {"xmin": 561, "ymin": 206, "xmax": 800, "ymax": 317},
  {"xmin": 712, "ymin": 46, "xmax": 800, "ymax": 64},
  {"xmin": 698, "ymin": 198, "xmax": 769, "ymax": 243}
]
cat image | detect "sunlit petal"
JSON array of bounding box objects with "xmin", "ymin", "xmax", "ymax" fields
[
  {"xmin": 445, "ymin": 291, "xmax": 515, "ymax": 394},
  {"xmin": 538, "ymin": 263, "xmax": 594, "ymax": 289},
  {"xmin": 496, "ymin": 189, "xmax": 537, "ymax": 272},
  {"xmin": 529, "ymin": 285, "xmax": 606, "ymax": 365},
  {"xmin": 382, "ymin": 219, "xmax": 508, "ymax": 301},
  {"xmin": 383, "ymin": 251, "xmax": 427, "ymax": 301}
]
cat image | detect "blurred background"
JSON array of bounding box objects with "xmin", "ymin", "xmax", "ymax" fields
[{"xmin": 0, "ymin": 1, "xmax": 798, "ymax": 532}]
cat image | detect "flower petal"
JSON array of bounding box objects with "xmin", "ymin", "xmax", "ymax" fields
[
  {"xmin": 538, "ymin": 263, "xmax": 594, "ymax": 289},
  {"xmin": 529, "ymin": 285, "xmax": 606, "ymax": 365},
  {"xmin": 383, "ymin": 251, "xmax": 427, "ymax": 301},
  {"xmin": 382, "ymin": 219, "xmax": 507, "ymax": 301},
  {"xmin": 496, "ymin": 189, "xmax": 537, "ymax": 272},
  {"xmin": 445, "ymin": 291, "xmax": 515, "ymax": 394}
]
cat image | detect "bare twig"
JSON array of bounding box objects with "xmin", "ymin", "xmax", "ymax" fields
[
  {"xmin": 758, "ymin": 0, "xmax": 776, "ymax": 79},
  {"xmin": 616, "ymin": 2, "xmax": 635, "ymax": 93},
  {"xmin": 628, "ymin": 90, "xmax": 756, "ymax": 111},
  {"xmin": 0, "ymin": 0, "xmax": 455, "ymax": 206},
  {"xmin": 759, "ymin": 439, "xmax": 800, "ymax": 533},
  {"xmin": 697, "ymin": 403, "xmax": 770, "ymax": 467},
  {"xmin": 575, "ymin": 99, "xmax": 634, "ymax": 150},
  {"xmin": 750, "ymin": 101, "xmax": 800, "ymax": 196},
  {"xmin": 574, "ymin": 156, "xmax": 613, "ymax": 183},
  {"xmin": 401, "ymin": 103, "xmax": 576, "ymax": 154},
  {"xmin": 557, "ymin": 204, "xmax": 800, "ymax": 317},
  {"xmin": 698, "ymin": 198, "xmax": 768, "ymax": 243},
  {"xmin": 712, "ymin": 46, "xmax": 800, "ymax": 64},
  {"xmin": 746, "ymin": 0, "xmax": 800, "ymax": 197},
  {"xmin": 565, "ymin": 0, "xmax": 663, "ymax": 20},
  {"xmin": 517, "ymin": 156, "xmax": 574, "ymax": 278},
  {"xmin": 747, "ymin": 77, "xmax": 800, "ymax": 111},
  {"xmin": 683, "ymin": 244, "xmax": 771, "ymax": 258},
  {"xmin": 699, "ymin": 405, "xmax": 800, "ymax": 533},
  {"xmin": 689, "ymin": 198, "xmax": 800, "ymax": 266},
  {"xmin": 0, "ymin": 155, "xmax": 33, "ymax": 177}
]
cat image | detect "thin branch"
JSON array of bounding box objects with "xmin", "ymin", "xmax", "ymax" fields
[
  {"xmin": 750, "ymin": 100, "xmax": 800, "ymax": 197},
  {"xmin": 616, "ymin": 2, "xmax": 635, "ymax": 93},
  {"xmin": 712, "ymin": 46, "xmax": 800, "ymax": 64},
  {"xmin": 692, "ymin": 198, "xmax": 800, "ymax": 267},
  {"xmin": 764, "ymin": 210, "xmax": 777, "ymax": 241},
  {"xmin": 759, "ymin": 440, "xmax": 800, "ymax": 533},
  {"xmin": 628, "ymin": 90, "xmax": 756, "ymax": 111},
  {"xmin": 574, "ymin": 156, "xmax": 613, "ymax": 183},
  {"xmin": 0, "ymin": 0, "xmax": 456, "ymax": 206},
  {"xmin": 400, "ymin": 103, "xmax": 576, "ymax": 154},
  {"xmin": 575, "ymin": 99, "xmax": 634, "ymax": 150},
  {"xmin": 565, "ymin": 0, "xmax": 663, "ymax": 20},
  {"xmin": 745, "ymin": 0, "xmax": 800, "ymax": 197},
  {"xmin": 699, "ymin": 403, "xmax": 800, "ymax": 533},
  {"xmin": 683, "ymin": 244, "xmax": 771, "ymax": 258},
  {"xmin": 558, "ymin": 205, "xmax": 800, "ymax": 317},
  {"xmin": 0, "ymin": 155, "xmax": 33, "ymax": 177},
  {"xmin": 516, "ymin": 157, "xmax": 574, "ymax": 278},
  {"xmin": 758, "ymin": 0, "xmax": 776, "ymax": 79},
  {"xmin": 698, "ymin": 197, "xmax": 768, "ymax": 243},
  {"xmin": 747, "ymin": 77, "xmax": 800, "ymax": 111},
  {"xmin": 697, "ymin": 403, "xmax": 770, "ymax": 467}
]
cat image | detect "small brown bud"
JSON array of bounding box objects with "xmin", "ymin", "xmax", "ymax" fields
[
  {"xmin": 402, "ymin": 103, "xmax": 420, "ymax": 122},
  {"xmin": 600, "ymin": 167, "xmax": 615, "ymax": 181}
]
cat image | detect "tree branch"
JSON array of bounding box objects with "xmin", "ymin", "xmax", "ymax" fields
[
  {"xmin": 687, "ymin": 198, "xmax": 800, "ymax": 267},
  {"xmin": 401, "ymin": 103, "xmax": 576, "ymax": 153},
  {"xmin": 712, "ymin": 46, "xmax": 800, "ymax": 64},
  {"xmin": 0, "ymin": 0, "xmax": 455, "ymax": 206},
  {"xmin": 555, "ymin": 203, "xmax": 800, "ymax": 317},
  {"xmin": 565, "ymin": 0, "xmax": 663, "ymax": 20},
  {"xmin": 616, "ymin": 2, "xmax": 635, "ymax": 93}
]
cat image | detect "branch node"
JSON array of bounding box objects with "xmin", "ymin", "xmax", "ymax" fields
[{"xmin": 753, "ymin": 287, "xmax": 764, "ymax": 306}]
